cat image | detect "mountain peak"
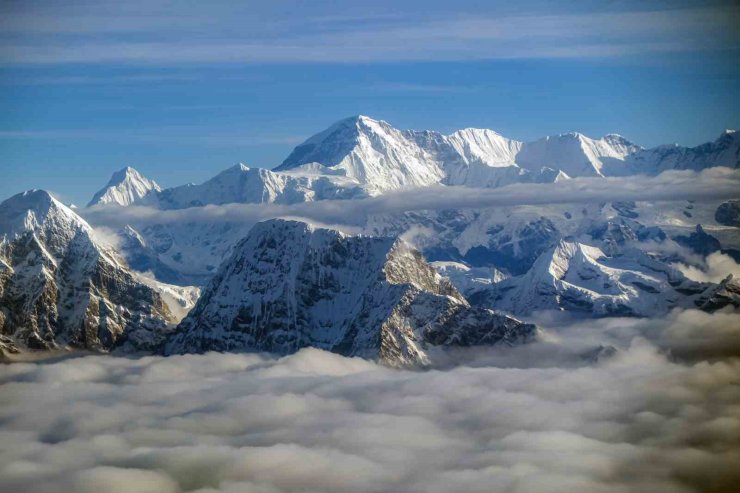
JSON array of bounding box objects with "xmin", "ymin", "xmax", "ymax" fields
[
  {"xmin": 108, "ymin": 166, "xmax": 146, "ymax": 184},
  {"xmin": 340, "ymin": 114, "xmax": 381, "ymax": 125},
  {"xmin": 164, "ymin": 218, "xmax": 535, "ymax": 364},
  {"xmin": 88, "ymin": 166, "xmax": 161, "ymax": 207},
  {"xmin": 0, "ymin": 190, "xmax": 108, "ymax": 279},
  {"xmin": 222, "ymin": 163, "xmax": 251, "ymax": 173},
  {"xmin": 1, "ymin": 193, "xmax": 174, "ymax": 353},
  {"xmin": 717, "ymin": 129, "xmax": 739, "ymax": 142},
  {"xmin": 0, "ymin": 189, "xmax": 82, "ymax": 238}
]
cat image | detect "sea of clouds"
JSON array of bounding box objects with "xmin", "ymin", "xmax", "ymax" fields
[{"xmin": 1, "ymin": 308, "xmax": 738, "ymax": 493}]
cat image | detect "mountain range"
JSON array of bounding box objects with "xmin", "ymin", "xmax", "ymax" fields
[
  {"xmin": 2, "ymin": 115, "xmax": 739, "ymax": 361},
  {"xmin": 165, "ymin": 219, "xmax": 537, "ymax": 366},
  {"xmin": 88, "ymin": 116, "xmax": 740, "ymax": 207}
]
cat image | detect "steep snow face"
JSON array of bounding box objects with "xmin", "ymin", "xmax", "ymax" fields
[
  {"xmin": 431, "ymin": 261, "xmax": 508, "ymax": 295},
  {"xmin": 471, "ymin": 239, "xmax": 725, "ymax": 317},
  {"xmin": 276, "ymin": 116, "xmax": 543, "ymax": 193},
  {"xmin": 516, "ymin": 133, "xmax": 642, "ymax": 177},
  {"xmin": 88, "ymin": 119, "xmax": 736, "ymax": 215},
  {"xmin": 142, "ymin": 163, "xmax": 366, "ymax": 209},
  {"xmin": 446, "ymin": 128, "xmax": 522, "ymax": 166},
  {"xmin": 278, "ymin": 116, "xmax": 448, "ymax": 193},
  {"xmin": 624, "ymin": 130, "xmax": 740, "ymax": 175},
  {"xmin": 275, "ymin": 116, "xmax": 647, "ymax": 192},
  {"xmin": 0, "ymin": 190, "xmax": 174, "ymax": 355},
  {"xmin": 87, "ymin": 167, "xmax": 161, "ymax": 207},
  {"xmin": 164, "ymin": 219, "xmax": 536, "ymax": 366}
]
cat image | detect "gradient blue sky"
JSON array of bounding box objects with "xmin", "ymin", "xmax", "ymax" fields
[{"xmin": 1, "ymin": 0, "xmax": 738, "ymax": 205}]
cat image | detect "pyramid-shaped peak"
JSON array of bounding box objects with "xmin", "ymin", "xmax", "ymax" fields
[
  {"xmin": 325, "ymin": 115, "xmax": 393, "ymax": 133},
  {"xmin": 1, "ymin": 189, "xmax": 58, "ymax": 215},
  {"xmin": 88, "ymin": 166, "xmax": 161, "ymax": 207},
  {"xmin": 0, "ymin": 189, "xmax": 85, "ymax": 238},
  {"xmin": 109, "ymin": 166, "xmax": 147, "ymax": 183},
  {"xmin": 221, "ymin": 163, "xmax": 251, "ymax": 173}
]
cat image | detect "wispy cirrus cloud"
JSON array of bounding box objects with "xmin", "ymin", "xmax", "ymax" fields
[
  {"xmin": 0, "ymin": 2, "xmax": 737, "ymax": 65},
  {"xmin": 0, "ymin": 128, "xmax": 304, "ymax": 147}
]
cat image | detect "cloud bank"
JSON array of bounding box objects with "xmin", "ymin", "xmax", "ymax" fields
[
  {"xmin": 81, "ymin": 167, "xmax": 740, "ymax": 231},
  {"xmin": 674, "ymin": 251, "xmax": 740, "ymax": 284},
  {"xmin": 1, "ymin": 309, "xmax": 739, "ymax": 493}
]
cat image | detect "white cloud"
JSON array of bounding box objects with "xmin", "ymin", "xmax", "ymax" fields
[
  {"xmin": 1, "ymin": 310, "xmax": 739, "ymax": 493},
  {"xmin": 673, "ymin": 251, "xmax": 740, "ymax": 284},
  {"xmin": 80, "ymin": 167, "xmax": 740, "ymax": 232},
  {"xmin": 0, "ymin": 3, "xmax": 736, "ymax": 64}
]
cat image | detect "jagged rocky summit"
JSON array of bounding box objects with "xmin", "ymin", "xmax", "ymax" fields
[
  {"xmin": 0, "ymin": 190, "xmax": 176, "ymax": 356},
  {"xmin": 164, "ymin": 219, "xmax": 537, "ymax": 366}
]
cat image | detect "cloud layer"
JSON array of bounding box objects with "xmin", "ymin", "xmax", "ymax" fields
[
  {"xmin": 1, "ymin": 309, "xmax": 739, "ymax": 493},
  {"xmin": 82, "ymin": 167, "xmax": 740, "ymax": 231},
  {"xmin": 1, "ymin": 1, "xmax": 737, "ymax": 64}
]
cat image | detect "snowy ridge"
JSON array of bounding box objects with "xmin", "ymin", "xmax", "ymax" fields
[
  {"xmin": 0, "ymin": 190, "xmax": 175, "ymax": 355},
  {"xmin": 446, "ymin": 128, "xmax": 522, "ymax": 167},
  {"xmin": 276, "ymin": 116, "xmax": 646, "ymax": 192},
  {"xmin": 164, "ymin": 219, "xmax": 536, "ymax": 366},
  {"xmin": 141, "ymin": 163, "xmax": 366, "ymax": 209},
  {"xmin": 516, "ymin": 132, "xmax": 642, "ymax": 177},
  {"xmin": 277, "ymin": 116, "xmax": 543, "ymax": 193},
  {"xmin": 278, "ymin": 116, "xmax": 448, "ymax": 193},
  {"xmin": 622, "ymin": 129, "xmax": 740, "ymax": 175},
  {"xmin": 470, "ymin": 239, "xmax": 733, "ymax": 317},
  {"xmin": 87, "ymin": 166, "xmax": 161, "ymax": 207},
  {"xmin": 87, "ymin": 117, "xmax": 739, "ymax": 214}
]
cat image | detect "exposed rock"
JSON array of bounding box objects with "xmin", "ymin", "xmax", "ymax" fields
[
  {"xmin": 715, "ymin": 200, "xmax": 740, "ymax": 227},
  {"xmin": 695, "ymin": 275, "xmax": 740, "ymax": 312},
  {"xmin": 674, "ymin": 224, "xmax": 722, "ymax": 257},
  {"xmin": 164, "ymin": 219, "xmax": 536, "ymax": 366},
  {"xmin": 0, "ymin": 190, "xmax": 175, "ymax": 356}
]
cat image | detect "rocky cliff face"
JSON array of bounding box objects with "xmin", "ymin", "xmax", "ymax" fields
[
  {"xmin": 164, "ymin": 219, "xmax": 536, "ymax": 366},
  {"xmin": 715, "ymin": 200, "xmax": 740, "ymax": 227},
  {"xmin": 0, "ymin": 190, "xmax": 175, "ymax": 356}
]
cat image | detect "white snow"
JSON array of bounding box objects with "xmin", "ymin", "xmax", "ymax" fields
[{"xmin": 87, "ymin": 166, "xmax": 161, "ymax": 207}]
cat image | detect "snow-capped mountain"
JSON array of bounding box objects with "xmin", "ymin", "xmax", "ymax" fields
[
  {"xmin": 516, "ymin": 132, "xmax": 642, "ymax": 177},
  {"xmin": 84, "ymin": 117, "xmax": 738, "ymax": 219},
  {"xmin": 276, "ymin": 116, "xmax": 448, "ymax": 192},
  {"xmin": 275, "ymin": 116, "xmax": 646, "ymax": 192},
  {"xmin": 277, "ymin": 116, "xmax": 737, "ymax": 188},
  {"xmin": 119, "ymin": 220, "xmax": 254, "ymax": 286},
  {"xmin": 623, "ymin": 129, "xmax": 740, "ymax": 175},
  {"xmin": 140, "ymin": 163, "xmax": 365, "ymax": 209},
  {"xmin": 0, "ymin": 190, "xmax": 176, "ymax": 355},
  {"xmin": 275, "ymin": 115, "xmax": 562, "ymax": 193},
  {"xmin": 469, "ymin": 239, "xmax": 737, "ymax": 317},
  {"xmin": 164, "ymin": 219, "xmax": 536, "ymax": 366},
  {"xmin": 88, "ymin": 166, "xmax": 161, "ymax": 207}
]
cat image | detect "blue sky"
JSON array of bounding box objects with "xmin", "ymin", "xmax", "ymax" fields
[{"xmin": 1, "ymin": 0, "xmax": 738, "ymax": 205}]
